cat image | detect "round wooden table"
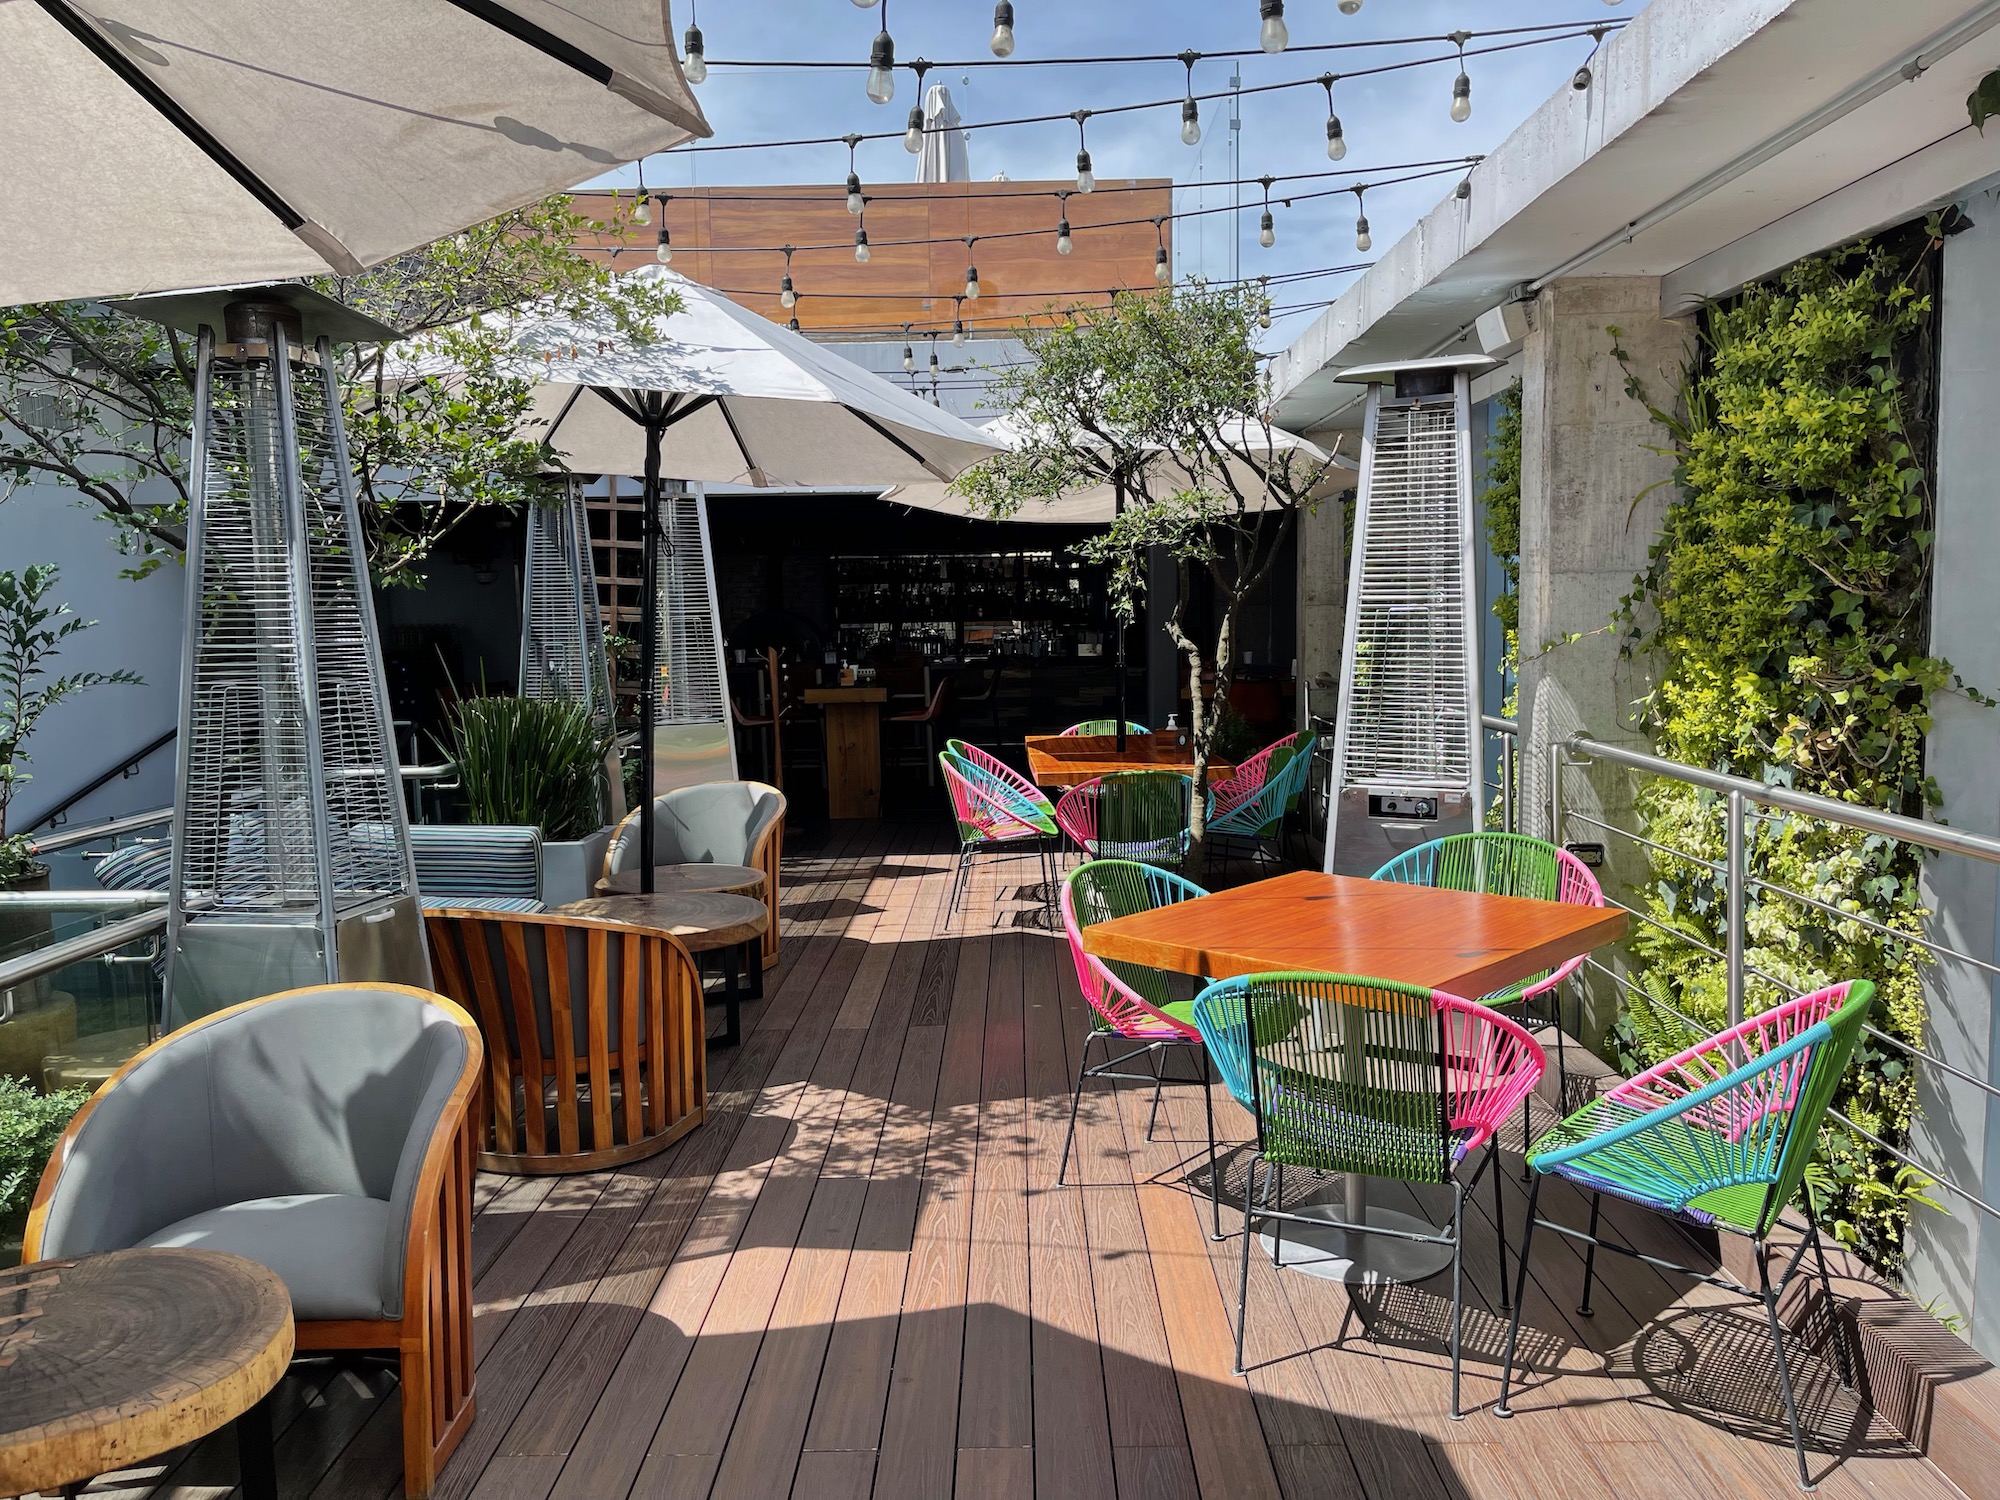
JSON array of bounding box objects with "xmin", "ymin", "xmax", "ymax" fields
[
  {"xmin": 0, "ymin": 1248, "xmax": 294, "ymax": 1499},
  {"xmin": 594, "ymin": 863, "xmax": 765, "ymax": 899},
  {"xmin": 557, "ymin": 892, "xmax": 769, "ymax": 1049}
]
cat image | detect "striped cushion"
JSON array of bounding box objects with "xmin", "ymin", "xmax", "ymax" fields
[
  {"xmin": 409, "ymin": 824, "xmax": 543, "ymax": 904},
  {"xmin": 93, "ymin": 840, "xmax": 172, "ymax": 891},
  {"xmin": 422, "ymin": 895, "xmax": 546, "ymax": 914}
]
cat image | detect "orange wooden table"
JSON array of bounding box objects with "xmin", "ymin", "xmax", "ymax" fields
[
  {"xmin": 1080, "ymin": 868, "xmax": 1626, "ymax": 997},
  {"xmin": 1024, "ymin": 732, "xmax": 1235, "ymax": 789}
]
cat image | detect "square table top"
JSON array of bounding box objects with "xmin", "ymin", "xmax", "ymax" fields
[
  {"xmin": 1080, "ymin": 869, "xmax": 1627, "ymax": 999},
  {"xmin": 1024, "ymin": 732, "xmax": 1235, "ymax": 789}
]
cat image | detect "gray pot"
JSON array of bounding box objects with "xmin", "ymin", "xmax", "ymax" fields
[{"xmin": 539, "ymin": 825, "xmax": 612, "ymax": 907}]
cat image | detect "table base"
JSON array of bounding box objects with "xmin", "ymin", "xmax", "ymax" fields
[{"xmin": 1257, "ymin": 1184, "xmax": 1454, "ymax": 1285}]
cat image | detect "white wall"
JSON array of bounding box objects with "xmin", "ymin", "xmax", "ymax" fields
[{"xmin": 0, "ymin": 480, "xmax": 184, "ymax": 837}]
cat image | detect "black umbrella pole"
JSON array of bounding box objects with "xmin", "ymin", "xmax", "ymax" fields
[
  {"xmin": 638, "ymin": 420, "xmax": 663, "ymax": 895},
  {"xmin": 1114, "ymin": 472, "xmax": 1128, "ymax": 754}
]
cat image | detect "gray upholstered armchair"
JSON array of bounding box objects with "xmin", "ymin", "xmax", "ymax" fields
[
  {"xmin": 603, "ymin": 779, "xmax": 786, "ymax": 969},
  {"xmin": 24, "ymin": 984, "xmax": 482, "ymax": 1498}
]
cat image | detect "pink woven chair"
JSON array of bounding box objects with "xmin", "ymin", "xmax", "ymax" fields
[
  {"xmin": 941, "ymin": 753, "xmax": 1057, "ymax": 923},
  {"xmin": 1053, "ymin": 771, "xmax": 1193, "ymax": 870}
]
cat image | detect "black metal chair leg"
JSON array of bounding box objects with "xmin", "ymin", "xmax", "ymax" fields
[
  {"xmin": 1495, "ymin": 1172, "xmax": 1542, "ymax": 1418},
  {"xmin": 1234, "ymin": 1156, "xmax": 1258, "ymax": 1376},
  {"xmin": 1449, "ymin": 1180, "xmax": 1466, "ymax": 1420},
  {"xmin": 1759, "ymin": 1237, "xmax": 1818, "ymax": 1491},
  {"xmin": 1270, "ymin": 1163, "xmax": 1285, "ymax": 1266},
  {"xmin": 236, "ymin": 1391, "xmax": 278, "ymax": 1500},
  {"xmin": 1057, "ymin": 1031, "xmax": 1098, "ymax": 1186},
  {"xmin": 1577, "ymin": 1191, "xmax": 1601, "ymax": 1316},
  {"xmin": 1202, "ymin": 1048, "xmax": 1223, "ymax": 1241},
  {"xmin": 1807, "ymin": 1221, "xmax": 1853, "ymax": 1388},
  {"xmin": 1490, "ymin": 1140, "xmax": 1510, "ymax": 1311},
  {"xmin": 1145, "ymin": 1044, "xmax": 1166, "ymax": 1141}
]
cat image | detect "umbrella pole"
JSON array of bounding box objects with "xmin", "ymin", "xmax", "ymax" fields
[
  {"xmin": 1114, "ymin": 471, "xmax": 1128, "ymax": 754},
  {"xmin": 639, "ymin": 399, "xmax": 664, "ymax": 895}
]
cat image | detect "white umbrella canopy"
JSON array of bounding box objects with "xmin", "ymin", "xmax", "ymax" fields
[
  {"xmin": 396, "ymin": 266, "xmax": 1001, "ymax": 484},
  {"xmin": 887, "ymin": 413, "xmax": 1354, "ymax": 523},
  {"xmin": 916, "ymin": 84, "xmax": 972, "ymax": 184},
  {"xmin": 0, "ymin": 1, "xmax": 709, "ymax": 306}
]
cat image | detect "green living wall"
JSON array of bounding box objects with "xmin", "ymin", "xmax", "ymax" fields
[{"xmin": 1613, "ymin": 219, "xmax": 1958, "ymax": 1272}]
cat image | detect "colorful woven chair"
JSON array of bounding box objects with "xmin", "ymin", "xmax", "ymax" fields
[
  {"xmin": 1060, "ymin": 719, "xmax": 1149, "ymax": 736},
  {"xmin": 1372, "ymin": 832, "xmax": 1604, "ymax": 1127},
  {"xmin": 1057, "ymin": 860, "xmax": 1224, "ymax": 1232},
  {"xmin": 1054, "ymin": 770, "xmax": 1193, "ymax": 871},
  {"xmin": 1495, "ymin": 981, "xmax": 1872, "ymax": 1488},
  {"xmin": 944, "ymin": 738, "xmax": 1059, "ymax": 836},
  {"xmin": 941, "ymin": 751, "xmax": 1058, "ymax": 922},
  {"xmin": 1193, "ymin": 972, "xmax": 1544, "ymax": 1415},
  {"xmin": 1206, "ymin": 730, "xmax": 1315, "ymax": 872}
]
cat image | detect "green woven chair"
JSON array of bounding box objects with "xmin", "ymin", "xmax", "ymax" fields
[{"xmin": 1495, "ymin": 980, "xmax": 1873, "ymax": 1489}]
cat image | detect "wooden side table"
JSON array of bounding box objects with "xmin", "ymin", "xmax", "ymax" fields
[
  {"xmin": 0, "ymin": 1248, "xmax": 293, "ymax": 1499},
  {"xmin": 557, "ymin": 891, "xmax": 768, "ymax": 1049},
  {"xmin": 804, "ymin": 686, "xmax": 887, "ymax": 818},
  {"xmin": 594, "ymin": 862, "xmax": 765, "ymax": 899}
]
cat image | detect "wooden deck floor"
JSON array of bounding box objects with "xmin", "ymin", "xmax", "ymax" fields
[{"xmin": 81, "ymin": 820, "xmax": 1965, "ymax": 1500}]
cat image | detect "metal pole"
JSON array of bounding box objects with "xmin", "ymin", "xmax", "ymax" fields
[
  {"xmin": 1725, "ymin": 788, "xmax": 1745, "ymax": 1027},
  {"xmin": 1114, "ymin": 469, "xmax": 1128, "ymax": 754},
  {"xmin": 1500, "ymin": 732, "xmax": 1515, "ymax": 836},
  {"xmin": 1547, "ymin": 738, "xmax": 1563, "ymax": 850},
  {"xmin": 639, "ymin": 398, "xmax": 662, "ymax": 896}
]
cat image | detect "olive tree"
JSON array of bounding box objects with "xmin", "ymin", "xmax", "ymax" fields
[
  {"xmin": 953, "ymin": 281, "xmax": 1338, "ymax": 863},
  {"xmin": 0, "ymin": 195, "xmax": 678, "ymax": 585}
]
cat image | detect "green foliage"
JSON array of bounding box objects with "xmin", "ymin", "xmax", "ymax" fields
[
  {"xmin": 952, "ymin": 281, "xmax": 1336, "ymax": 855},
  {"xmin": 0, "ymin": 563, "xmax": 140, "ymax": 860},
  {"xmin": 1482, "ymin": 379, "xmax": 1523, "ymax": 653},
  {"xmin": 0, "ymin": 196, "xmax": 680, "ymax": 586},
  {"xmin": 1969, "ymin": 70, "xmax": 2000, "ymax": 132},
  {"xmin": 1614, "ymin": 226, "xmax": 1952, "ymax": 1272},
  {"xmin": 0, "ymin": 1076, "xmax": 86, "ymax": 1221},
  {"xmin": 443, "ymin": 695, "xmax": 605, "ymax": 842}
]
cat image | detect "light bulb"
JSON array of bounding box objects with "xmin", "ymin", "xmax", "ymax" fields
[
  {"xmin": 953, "ymin": 322, "xmax": 967, "ymax": 346},
  {"xmin": 991, "ymin": 0, "xmax": 1015, "ymax": 57},
  {"xmin": 1455, "ymin": 178, "xmax": 1471, "ymax": 201},
  {"xmin": 1259, "ymin": 306, "xmax": 1271, "ymax": 330},
  {"xmin": 655, "ymin": 227, "xmax": 672, "ymax": 264},
  {"xmin": 904, "ymin": 105, "xmax": 925, "ymax": 154},
  {"xmin": 964, "ymin": 266, "xmax": 981, "ymax": 299},
  {"xmin": 1354, "ymin": 215, "xmax": 1371, "ymax": 253},
  {"xmin": 787, "ymin": 316, "xmax": 801, "ymax": 331},
  {"xmin": 1258, "ymin": 210, "xmax": 1275, "ymax": 249},
  {"xmin": 1075, "ymin": 150, "xmax": 1094, "ymax": 193},
  {"xmin": 1259, "ymin": 0, "xmax": 1288, "ymax": 53},
  {"xmin": 850, "ymin": 0, "xmax": 878, "ymax": 7},
  {"xmin": 1573, "ymin": 65, "xmax": 1593, "ymax": 91},
  {"xmin": 930, "ymin": 349, "xmax": 940, "ymax": 372},
  {"xmin": 632, "ymin": 193, "xmax": 651, "ymax": 226},
  {"xmin": 903, "ymin": 345, "xmax": 915, "ymax": 373},
  {"xmin": 1181, "ymin": 97, "xmax": 1201, "ymax": 146},
  {"xmin": 780, "ymin": 274, "xmax": 796, "ymax": 308},
  {"xmin": 1056, "ymin": 219, "xmax": 1073, "ymax": 255},
  {"xmin": 1451, "ymin": 72, "xmax": 1472, "ymax": 123},
  {"xmin": 854, "ymin": 229, "xmax": 871, "ymax": 264},
  {"xmin": 1154, "ymin": 246, "xmax": 1170, "ymax": 284},
  {"xmin": 866, "ymin": 31, "xmax": 896, "ymax": 104},
  {"xmin": 1326, "ymin": 116, "xmax": 1347, "ymax": 160},
  {"xmin": 846, "ymin": 172, "xmax": 864, "ymax": 215},
  {"xmin": 1338, "ymin": 0, "xmax": 1362, "ymax": 12},
  {"xmin": 682, "ymin": 26, "xmax": 706, "ymax": 84}
]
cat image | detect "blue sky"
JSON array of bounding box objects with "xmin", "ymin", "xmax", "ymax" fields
[{"xmin": 591, "ymin": 2, "xmax": 1645, "ymax": 345}]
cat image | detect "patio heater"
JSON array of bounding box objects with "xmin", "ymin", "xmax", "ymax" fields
[
  {"xmin": 122, "ymin": 285, "xmax": 430, "ymax": 1027},
  {"xmin": 651, "ymin": 482, "xmax": 737, "ymax": 793},
  {"xmin": 520, "ymin": 476, "xmax": 625, "ymax": 820},
  {"xmin": 1322, "ymin": 354, "xmax": 1497, "ymax": 878}
]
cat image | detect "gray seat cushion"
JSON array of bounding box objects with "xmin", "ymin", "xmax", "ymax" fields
[{"xmin": 138, "ymin": 1193, "xmax": 396, "ymax": 1320}]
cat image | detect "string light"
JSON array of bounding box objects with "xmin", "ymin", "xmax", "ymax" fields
[
  {"xmin": 779, "ymin": 245, "xmax": 797, "ymax": 307},
  {"xmin": 787, "ymin": 315, "xmax": 801, "ymax": 331},
  {"xmin": 1339, "ymin": 0, "xmax": 1362, "ymax": 13},
  {"xmin": 1056, "ymin": 197, "xmax": 1073, "ymax": 256},
  {"xmin": 990, "ymin": 0, "xmax": 1016, "ymax": 58},
  {"xmin": 902, "ymin": 327, "xmax": 916, "ymax": 372},
  {"xmin": 1258, "ymin": 275, "xmax": 1272, "ymax": 329},
  {"xmin": 904, "ymin": 60, "xmax": 931, "ymax": 151},
  {"xmin": 1320, "ymin": 74, "xmax": 1347, "ymax": 160},
  {"xmin": 1259, "ymin": 0, "xmax": 1288, "ymax": 54},
  {"xmin": 1179, "ymin": 51, "xmax": 1202, "ymax": 145},
  {"xmin": 1351, "ymin": 184, "xmax": 1371, "ymax": 252},
  {"xmin": 655, "ymin": 204, "xmax": 672, "ymax": 265},
  {"xmin": 953, "ymin": 296, "xmax": 968, "ymax": 345},
  {"xmin": 1574, "ymin": 26, "xmax": 1606, "ymax": 90},
  {"xmin": 1258, "ymin": 176, "xmax": 1275, "ymax": 249},
  {"xmin": 1450, "ymin": 31, "xmax": 1472, "ymax": 122},
  {"xmin": 866, "ymin": 1, "xmax": 896, "ymax": 104},
  {"xmin": 630, "ymin": 182, "xmax": 650, "ymax": 227},
  {"xmin": 1153, "ymin": 217, "xmax": 1170, "ymax": 284},
  {"xmin": 854, "ymin": 215, "xmax": 872, "ymax": 264},
  {"xmin": 850, "ymin": 0, "xmax": 877, "ymax": 7},
  {"xmin": 1073, "ymin": 111, "xmax": 1094, "ymax": 192},
  {"xmin": 964, "ymin": 238, "xmax": 982, "ymax": 299},
  {"xmin": 929, "ymin": 333, "xmax": 941, "ymax": 376},
  {"xmin": 843, "ymin": 135, "xmax": 865, "ymax": 214},
  {"xmin": 682, "ymin": 2, "xmax": 706, "ymax": 85}
]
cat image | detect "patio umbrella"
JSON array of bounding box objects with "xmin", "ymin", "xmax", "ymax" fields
[
  {"xmin": 916, "ymin": 84, "xmax": 972, "ymax": 184},
  {"xmin": 394, "ymin": 265, "xmax": 1003, "ymax": 887},
  {"xmin": 887, "ymin": 415, "xmax": 1353, "ymax": 746},
  {"xmin": 0, "ymin": 1, "xmax": 709, "ymax": 305}
]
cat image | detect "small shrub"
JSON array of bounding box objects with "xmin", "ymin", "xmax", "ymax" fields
[
  {"xmin": 442, "ymin": 695, "xmax": 605, "ymax": 841},
  {"xmin": 0, "ymin": 1076, "xmax": 86, "ymax": 1220}
]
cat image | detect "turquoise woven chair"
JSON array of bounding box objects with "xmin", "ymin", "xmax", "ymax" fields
[
  {"xmin": 1058, "ymin": 860, "xmax": 1224, "ymax": 1233},
  {"xmin": 944, "ymin": 738, "xmax": 1058, "ymax": 838},
  {"xmin": 1205, "ymin": 731, "xmax": 1314, "ymax": 872},
  {"xmin": 1060, "ymin": 719, "xmax": 1148, "ymax": 736},
  {"xmin": 941, "ymin": 751, "xmax": 1058, "ymax": 923},
  {"xmin": 1496, "ymin": 981, "xmax": 1873, "ymax": 1489},
  {"xmin": 1194, "ymin": 972, "xmax": 1544, "ymax": 1415}
]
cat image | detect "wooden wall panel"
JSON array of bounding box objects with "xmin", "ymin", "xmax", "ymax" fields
[{"xmin": 572, "ymin": 180, "xmax": 1173, "ymax": 340}]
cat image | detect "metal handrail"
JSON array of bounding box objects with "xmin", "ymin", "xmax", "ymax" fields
[
  {"xmin": 27, "ymin": 806, "xmax": 172, "ymax": 856},
  {"xmin": 0, "ymin": 907, "xmax": 168, "ymax": 1024}
]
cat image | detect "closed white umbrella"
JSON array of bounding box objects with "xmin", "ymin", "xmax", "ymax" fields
[
  {"xmin": 915, "ymin": 83, "xmax": 971, "ymax": 184},
  {"xmin": 0, "ymin": 1, "xmax": 709, "ymax": 305},
  {"xmin": 393, "ymin": 265, "xmax": 1004, "ymax": 885}
]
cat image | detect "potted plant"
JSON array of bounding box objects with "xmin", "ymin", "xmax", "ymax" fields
[
  {"xmin": 0, "ymin": 1075, "xmax": 86, "ymax": 1265},
  {"xmin": 441, "ymin": 694, "xmax": 611, "ymax": 904}
]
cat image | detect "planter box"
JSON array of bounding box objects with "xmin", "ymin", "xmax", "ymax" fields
[{"xmin": 539, "ymin": 825, "xmax": 612, "ymax": 907}]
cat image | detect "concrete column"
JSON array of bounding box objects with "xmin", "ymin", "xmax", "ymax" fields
[
  {"xmin": 1295, "ymin": 489, "xmax": 1345, "ymax": 729},
  {"xmin": 1909, "ymin": 188, "xmax": 2000, "ymax": 1358},
  {"xmin": 1144, "ymin": 544, "xmax": 1180, "ymax": 730},
  {"xmin": 1515, "ymin": 277, "xmax": 1691, "ymax": 1037}
]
